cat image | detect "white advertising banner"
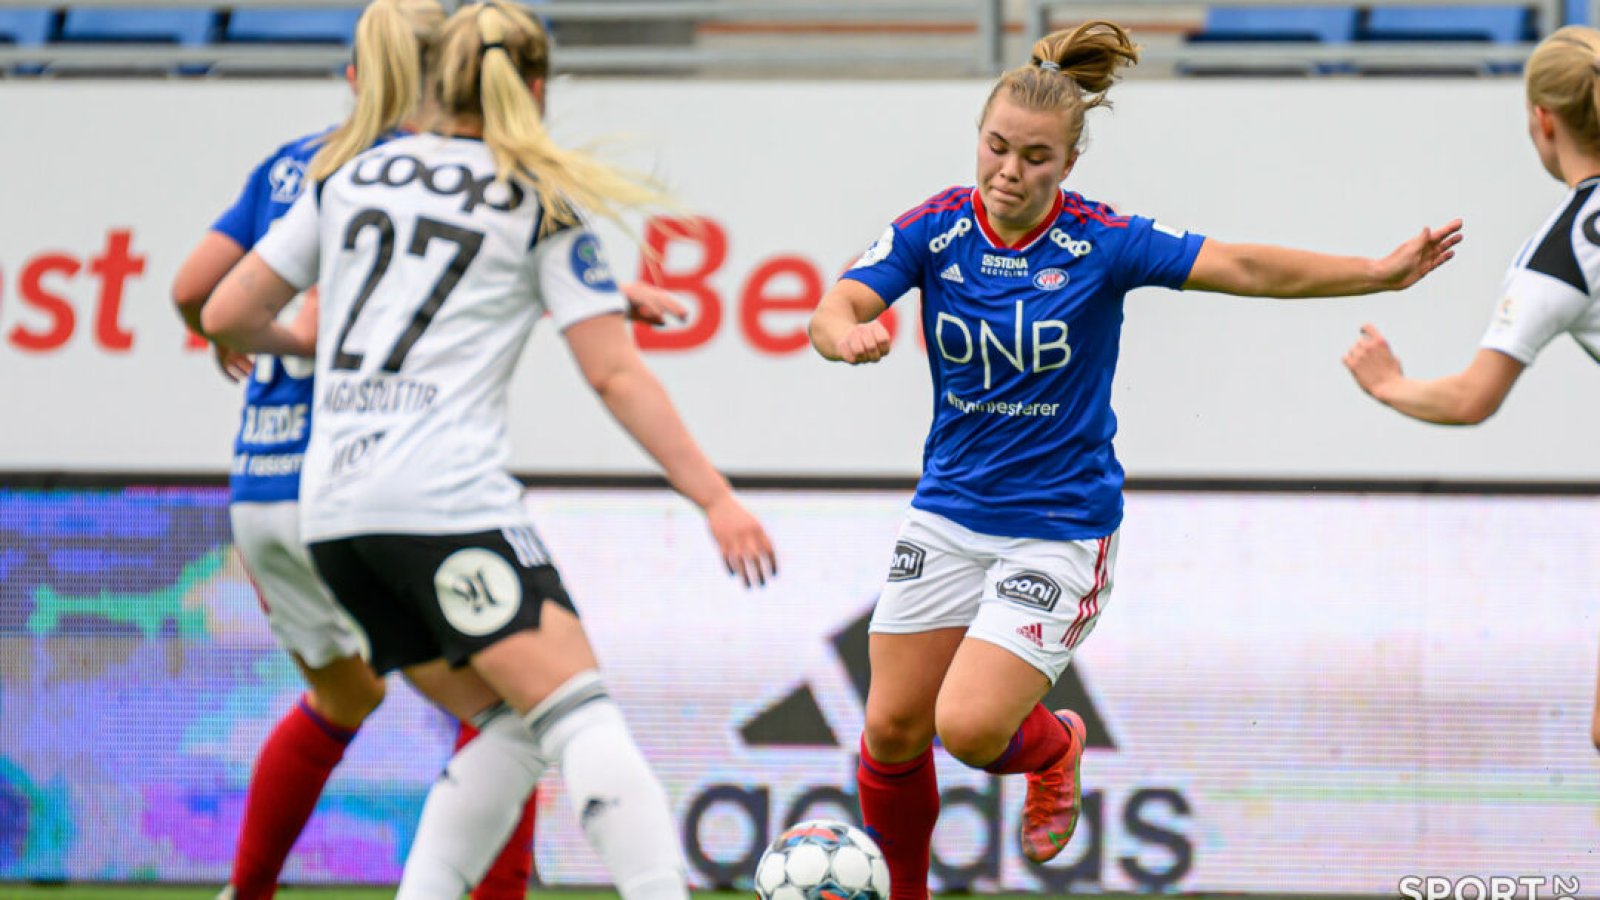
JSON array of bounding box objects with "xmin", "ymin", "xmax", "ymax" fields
[{"xmin": 0, "ymin": 79, "xmax": 1595, "ymax": 479}]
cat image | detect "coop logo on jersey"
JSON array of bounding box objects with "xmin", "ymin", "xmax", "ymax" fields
[
  {"xmin": 1048, "ymin": 228, "xmax": 1093, "ymax": 258},
  {"xmin": 571, "ymin": 233, "xmax": 618, "ymax": 291},
  {"xmin": 351, "ymin": 152, "xmax": 527, "ymax": 213},
  {"xmin": 1032, "ymin": 268, "xmax": 1068, "ymax": 291},
  {"xmin": 997, "ymin": 570, "xmax": 1062, "ymax": 612},
  {"xmin": 928, "ymin": 218, "xmax": 972, "ymax": 253},
  {"xmin": 853, "ymin": 227, "xmax": 895, "ymax": 269},
  {"xmin": 887, "ymin": 541, "xmax": 926, "ymax": 582},
  {"xmin": 435, "ymin": 548, "xmax": 522, "ymax": 636},
  {"xmin": 269, "ymin": 158, "xmax": 308, "ymax": 204}
]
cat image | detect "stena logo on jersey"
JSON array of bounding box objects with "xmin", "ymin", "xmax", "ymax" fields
[
  {"xmin": 853, "ymin": 227, "xmax": 895, "ymax": 269},
  {"xmin": 269, "ymin": 158, "xmax": 307, "ymax": 204},
  {"xmin": 1048, "ymin": 228, "xmax": 1093, "ymax": 258},
  {"xmin": 1032, "ymin": 268, "xmax": 1068, "ymax": 291},
  {"xmin": 572, "ymin": 233, "xmax": 618, "ymax": 291},
  {"xmin": 928, "ymin": 218, "xmax": 972, "ymax": 253},
  {"xmin": 351, "ymin": 154, "xmax": 526, "ymax": 214}
]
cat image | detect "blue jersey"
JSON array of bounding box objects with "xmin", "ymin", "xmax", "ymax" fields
[
  {"xmin": 844, "ymin": 186, "xmax": 1205, "ymax": 541},
  {"xmin": 213, "ymin": 130, "xmax": 328, "ymax": 504}
]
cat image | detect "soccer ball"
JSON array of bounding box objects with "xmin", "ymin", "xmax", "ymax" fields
[{"xmin": 753, "ymin": 819, "xmax": 891, "ymax": 900}]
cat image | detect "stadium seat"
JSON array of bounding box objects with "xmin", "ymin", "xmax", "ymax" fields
[
  {"xmin": 1190, "ymin": 6, "xmax": 1359, "ymax": 43},
  {"xmin": 226, "ymin": 9, "xmax": 362, "ymax": 44},
  {"xmin": 1567, "ymin": 0, "xmax": 1589, "ymax": 24},
  {"xmin": 60, "ymin": 10, "xmax": 217, "ymax": 46},
  {"xmin": 0, "ymin": 11, "xmax": 53, "ymax": 46},
  {"xmin": 1362, "ymin": 6, "xmax": 1536, "ymax": 43}
]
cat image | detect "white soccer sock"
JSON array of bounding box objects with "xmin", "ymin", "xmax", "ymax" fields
[
  {"xmin": 396, "ymin": 703, "xmax": 548, "ymax": 900},
  {"xmin": 529, "ymin": 671, "xmax": 689, "ymax": 900}
]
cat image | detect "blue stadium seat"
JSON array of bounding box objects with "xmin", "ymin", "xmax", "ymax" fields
[
  {"xmin": 60, "ymin": 10, "xmax": 217, "ymax": 45},
  {"xmin": 1192, "ymin": 6, "xmax": 1359, "ymax": 43},
  {"xmin": 227, "ymin": 9, "xmax": 362, "ymax": 44},
  {"xmin": 1567, "ymin": 0, "xmax": 1589, "ymax": 24},
  {"xmin": 0, "ymin": 11, "xmax": 53, "ymax": 46},
  {"xmin": 1362, "ymin": 6, "xmax": 1535, "ymax": 42}
]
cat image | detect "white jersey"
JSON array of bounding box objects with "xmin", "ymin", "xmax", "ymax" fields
[
  {"xmin": 1481, "ymin": 176, "xmax": 1600, "ymax": 365},
  {"xmin": 255, "ymin": 134, "xmax": 626, "ymax": 542}
]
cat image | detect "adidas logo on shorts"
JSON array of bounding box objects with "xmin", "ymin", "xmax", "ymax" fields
[{"xmin": 1016, "ymin": 622, "xmax": 1044, "ymax": 648}]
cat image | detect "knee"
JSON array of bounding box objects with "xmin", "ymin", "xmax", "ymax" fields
[
  {"xmin": 934, "ymin": 705, "xmax": 1010, "ymax": 769},
  {"xmin": 862, "ymin": 706, "xmax": 934, "ymax": 763},
  {"xmin": 309, "ymin": 672, "xmax": 386, "ymax": 728}
]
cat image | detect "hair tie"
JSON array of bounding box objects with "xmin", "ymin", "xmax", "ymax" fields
[
  {"xmin": 1038, "ymin": 60, "xmax": 1061, "ymax": 72},
  {"xmin": 481, "ymin": 41, "xmax": 507, "ymax": 56}
]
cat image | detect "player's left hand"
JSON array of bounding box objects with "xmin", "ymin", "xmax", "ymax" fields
[
  {"xmin": 214, "ymin": 342, "xmax": 254, "ymax": 383},
  {"xmin": 1343, "ymin": 323, "xmax": 1402, "ymax": 396},
  {"xmin": 621, "ymin": 281, "xmax": 688, "ymax": 327},
  {"xmin": 705, "ymin": 493, "xmax": 778, "ymax": 589},
  {"xmin": 1375, "ymin": 219, "xmax": 1464, "ymax": 290}
]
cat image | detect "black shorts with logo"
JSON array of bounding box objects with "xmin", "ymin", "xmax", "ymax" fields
[{"xmin": 309, "ymin": 527, "xmax": 577, "ymax": 674}]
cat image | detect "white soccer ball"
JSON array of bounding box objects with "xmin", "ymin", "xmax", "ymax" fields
[{"xmin": 753, "ymin": 819, "xmax": 891, "ymax": 900}]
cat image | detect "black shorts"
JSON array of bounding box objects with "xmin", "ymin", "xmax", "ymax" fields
[{"xmin": 309, "ymin": 528, "xmax": 577, "ymax": 674}]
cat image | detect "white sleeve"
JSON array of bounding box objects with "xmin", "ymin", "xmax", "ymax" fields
[
  {"xmin": 253, "ymin": 190, "xmax": 321, "ymax": 291},
  {"xmin": 1479, "ymin": 267, "xmax": 1588, "ymax": 364},
  {"xmin": 527, "ymin": 226, "xmax": 628, "ymax": 330}
]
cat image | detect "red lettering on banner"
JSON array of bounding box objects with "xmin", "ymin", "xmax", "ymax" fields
[
  {"xmin": 635, "ymin": 217, "xmax": 725, "ymax": 351},
  {"xmin": 11, "ymin": 254, "xmax": 80, "ymax": 352},
  {"xmin": 740, "ymin": 256, "xmax": 822, "ymax": 354},
  {"xmin": 89, "ymin": 229, "xmax": 144, "ymax": 352}
]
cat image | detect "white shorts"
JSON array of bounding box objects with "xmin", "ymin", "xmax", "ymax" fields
[
  {"xmin": 870, "ymin": 507, "xmax": 1119, "ymax": 682},
  {"xmin": 230, "ymin": 501, "xmax": 367, "ymax": 669}
]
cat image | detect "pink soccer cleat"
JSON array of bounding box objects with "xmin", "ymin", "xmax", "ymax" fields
[{"xmin": 1019, "ymin": 709, "xmax": 1087, "ymax": 863}]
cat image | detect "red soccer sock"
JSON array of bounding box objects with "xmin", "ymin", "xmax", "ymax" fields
[
  {"xmin": 458, "ymin": 721, "xmax": 539, "ymax": 900},
  {"xmin": 982, "ymin": 703, "xmax": 1074, "ymax": 775},
  {"xmin": 230, "ymin": 696, "xmax": 357, "ymax": 900},
  {"xmin": 857, "ymin": 737, "xmax": 938, "ymax": 900}
]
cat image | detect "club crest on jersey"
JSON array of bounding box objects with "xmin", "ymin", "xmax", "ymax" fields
[
  {"xmin": 435, "ymin": 548, "xmax": 522, "ymax": 636},
  {"xmin": 1032, "ymin": 268, "xmax": 1068, "ymax": 291},
  {"xmin": 572, "ymin": 233, "xmax": 618, "ymax": 291},
  {"xmin": 854, "ymin": 227, "xmax": 895, "ymax": 268},
  {"xmin": 269, "ymin": 158, "xmax": 307, "ymax": 204},
  {"xmin": 888, "ymin": 541, "xmax": 926, "ymax": 582},
  {"xmin": 996, "ymin": 570, "xmax": 1062, "ymax": 612}
]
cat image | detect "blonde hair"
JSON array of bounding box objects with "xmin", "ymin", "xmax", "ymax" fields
[
  {"xmin": 980, "ymin": 20, "xmax": 1140, "ymax": 156},
  {"xmin": 308, "ymin": 0, "xmax": 446, "ymax": 181},
  {"xmin": 1527, "ymin": 25, "xmax": 1600, "ymax": 153},
  {"xmin": 430, "ymin": 1, "xmax": 669, "ymax": 230}
]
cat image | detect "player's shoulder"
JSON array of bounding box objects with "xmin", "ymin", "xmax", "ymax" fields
[
  {"xmin": 270, "ymin": 126, "xmax": 337, "ymax": 165},
  {"xmin": 894, "ymin": 185, "xmax": 975, "ymax": 232},
  {"xmin": 1054, "ymin": 190, "xmax": 1132, "ymax": 234},
  {"xmin": 1519, "ymin": 178, "xmax": 1600, "ymax": 294}
]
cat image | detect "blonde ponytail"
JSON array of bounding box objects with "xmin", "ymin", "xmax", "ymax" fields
[
  {"xmin": 981, "ymin": 20, "xmax": 1140, "ymax": 154},
  {"xmin": 1527, "ymin": 25, "xmax": 1600, "ymax": 154},
  {"xmin": 433, "ymin": 2, "xmax": 670, "ymax": 230},
  {"xmin": 308, "ymin": 0, "xmax": 445, "ymax": 181}
]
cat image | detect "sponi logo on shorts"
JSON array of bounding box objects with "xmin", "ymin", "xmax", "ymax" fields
[
  {"xmin": 887, "ymin": 541, "xmax": 925, "ymax": 582},
  {"xmin": 572, "ymin": 233, "xmax": 618, "ymax": 291},
  {"xmin": 351, "ymin": 153, "xmax": 527, "ymax": 214},
  {"xmin": 435, "ymin": 548, "xmax": 523, "ymax": 636},
  {"xmin": 996, "ymin": 570, "xmax": 1062, "ymax": 612}
]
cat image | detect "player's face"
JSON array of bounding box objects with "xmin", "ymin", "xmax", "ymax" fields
[{"xmin": 977, "ymin": 96, "xmax": 1075, "ymax": 236}]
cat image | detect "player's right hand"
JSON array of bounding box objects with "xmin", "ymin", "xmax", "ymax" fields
[
  {"xmin": 214, "ymin": 342, "xmax": 254, "ymax": 383},
  {"xmin": 1342, "ymin": 323, "xmax": 1402, "ymax": 396},
  {"xmin": 838, "ymin": 321, "xmax": 892, "ymax": 365},
  {"xmin": 705, "ymin": 494, "xmax": 778, "ymax": 589}
]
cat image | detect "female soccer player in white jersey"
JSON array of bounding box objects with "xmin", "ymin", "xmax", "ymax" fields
[
  {"xmin": 201, "ymin": 3, "xmax": 776, "ymax": 899},
  {"xmin": 808, "ymin": 21, "xmax": 1462, "ymax": 899},
  {"xmin": 1344, "ymin": 25, "xmax": 1600, "ymax": 755}
]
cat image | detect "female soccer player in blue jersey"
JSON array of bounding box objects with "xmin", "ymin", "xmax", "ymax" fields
[
  {"xmin": 173, "ymin": 2, "xmax": 682, "ymax": 896},
  {"xmin": 1344, "ymin": 26, "xmax": 1600, "ymax": 755},
  {"xmin": 809, "ymin": 20, "xmax": 1462, "ymax": 898}
]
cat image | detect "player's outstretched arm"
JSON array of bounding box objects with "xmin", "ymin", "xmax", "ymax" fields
[
  {"xmin": 202, "ymin": 253, "xmax": 314, "ymax": 359},
  {"xmin": 563, "ymin": 312, "xmax": 778, "ymax": 587},
  {"xmin": 1343, "ymin": 324, "xmax": 1524, "ymax": 425},
  {"xmin": 1185, "ymin": 219, "xmax": 1463, "ymax": 298},
  {"xmin": 809, "ymin": 280, "xmax": 892, "ymax": 364}
]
